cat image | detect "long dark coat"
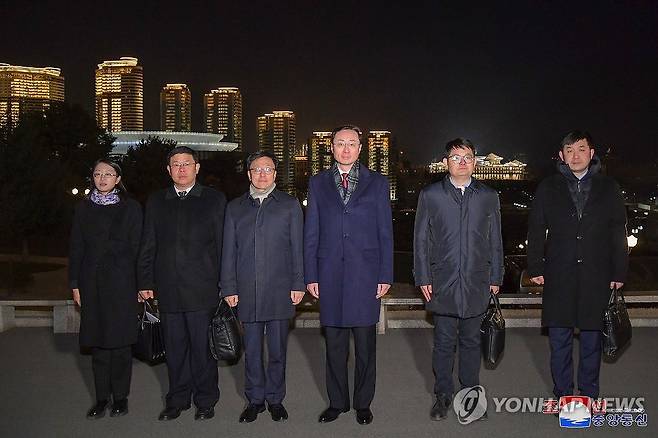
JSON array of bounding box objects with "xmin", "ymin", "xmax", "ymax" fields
[
  {"xmin": 304, "ymin": 166, "xmax": 394, "ymax": 327},
  {"xmin": 68, "ymin": 197, "xmax": 142, "ymax": 348},
  {"xmin": 527, "ymin": 171, "xmax": 628, "ymax": 330},
  {"xmin": 220, "ymin": 189, "xmax": 305, "ymax": 322},
  {"xmin": 138, "ymin": 184, "xmax": 226, "ymax": 313},
  {"xmin": 413, "ymin": 177, "xmax": 504, "ymax": 318}
]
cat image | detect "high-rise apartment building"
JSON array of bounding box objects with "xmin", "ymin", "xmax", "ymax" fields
[
  {"xmin": 367, "ymin": 130, "xmax": 397, "ymax": 201},
  {"xmin": 308, "ymin": 131, "xmax": 334, "ymax": 175},
  {"xmin": 95, "ymin": 57, "xmax": 143, "ymax": 131},
  {"xmin": 160, "ymin": 83, "xmax": 191, "ymax": 131},
  {"xmin": 204, "ymin": 87, "xmax": 242, "ymax": 151},
  {"xmin": 294, "ymin": 143, "xmax": 310, "ymax": 199},
  {"xmin": 0, "ymin": 63, "xmax": 65, "ymax": 130},
  {"xmin": 257, "ymin": 111, "xmax": 296, "ymax": 194}
]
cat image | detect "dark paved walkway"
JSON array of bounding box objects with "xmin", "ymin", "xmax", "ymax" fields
[{"xmin": 0, "ymin": 327, "xmax": 655, "ymax": 437}]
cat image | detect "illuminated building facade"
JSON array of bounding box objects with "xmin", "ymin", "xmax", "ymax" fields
[
  {"xmin": 0, "ymin": 63, "xmax": 65, "ymax": 130},
  {"xmin": 367, "ymin": 130, "xmax": 397, "ymax": 201},
  {"xmin": 160, "ymin": 84, "xmax": 191, "ymax": 131},
  {"xmin": 308, "ymin": 131, "xmax": 334, "ymax": 175},
  {"xmin": 257, "ymin": 111, "xmax": 296, "ymax": 195},
  {"xmin": 95, "ymin": 57, "xmax": 143, "ymax": 131},
  {"xmin": 204, "ymin": 87, "xmax": 242, "ymax": 151},
  {"xmin": 294, "ymin": 144, "xmax": 310, "ymax": 199},
  {"xmin": 428, "ymin": 152, "xmax": 529, "ymax": 180}
]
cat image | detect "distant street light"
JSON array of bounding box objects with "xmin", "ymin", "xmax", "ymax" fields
[
  {"xmin": 71, "ymin": 188, "xmax": 79, "ymax": 195},
  {"xmin": 627, "ymin": 235, "xmax": 638, "ymax": 249},
  {"xmin": 84, "ymin": 189, "xmax": 90, "ymax": 195}
]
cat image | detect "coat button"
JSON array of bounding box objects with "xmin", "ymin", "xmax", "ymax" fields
[
  {"xmin": 577, "ymin": 236, "xmax": 582, "ymax": 240},
  {"xmin": 343, "ymin": 234, "xmax": 349, "ymax": 238},
  {"xmin": 577, "ymin": 259, "xmax": 583, "ymax": 263}
]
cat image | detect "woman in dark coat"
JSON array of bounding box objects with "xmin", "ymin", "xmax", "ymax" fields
[{"xmin": 69, "ymin": 159, "xmax": 142, "ymax": 419}]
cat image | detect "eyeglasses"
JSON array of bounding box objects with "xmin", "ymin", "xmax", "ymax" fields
[
  {"xmin": 170, "ymin": 162, "xmax": 195, "ymax": 169},
  {"xmin": 334, "ymin": 141, "xmax": 360, "ymax": 150},
  {"xmin": 93, "ymin": 172, "xmax": 117, "ymax": 179},
  {"xmin": 250, "ymin": 167, "xmax": 275, "ymax": 174},
  {"xmin": 447, "ymin": 155, "xmax": 475, "ymax": 164}
]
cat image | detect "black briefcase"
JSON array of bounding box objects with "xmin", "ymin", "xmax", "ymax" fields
[
  {"xmin": 208, "ymin": 298, "xmax": 243, "ymax": 362},
  {"xmin": 602, "ymin": 287, "xmax": 632, "ymax": 359},
  {"xmin": 133, "ymin": 299, "xmax": 166, "ymax": 365},
  {"xmin": 480, "ymin": 293, "xmax": 505, "ymax": 367}
]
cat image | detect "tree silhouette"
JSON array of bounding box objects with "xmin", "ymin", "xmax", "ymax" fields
[
  {"xmin": 0, "ymin": 104, "xmax": 114, "ymax": 256},
  {"xmin": 120, "ymin": 136, "xmax": 176, "ymax": 204}
]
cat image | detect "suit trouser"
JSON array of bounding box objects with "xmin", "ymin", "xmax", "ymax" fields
[
  {"xmin": 242, "ymin": 319, "xmax": 289, "ymax": 405},
  {"xmin": 91, "ymin": 345, "xmax": 133, "ymax": 402},
  {"xmin": 432, "ymin": 313, "xmax": 484, "ymax": 397},
  {"xmin": 324, "ymin": 325, "xmax": 376, "ymax": 411},
  {"xmin": 160, "ymin": 308, "xmax": 219, "ymax": 409},
  {"xmin": 548, "ymin": 327, "xmax": 602, "ymax": 398}
]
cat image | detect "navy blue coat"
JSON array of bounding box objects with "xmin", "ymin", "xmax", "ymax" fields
[
  {"xmin": 220, "ymin": 189, "xmax": 305, "ymax": 322},
  {"xmin": 304, "ymin": 165, "xmax": 394, "ymax": 327},
  {"xmin": 413, "ymin": 177, "xmax": 504, "ymax": 318}
]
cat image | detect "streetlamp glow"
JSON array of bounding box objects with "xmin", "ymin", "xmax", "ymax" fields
[
  {"xmin": 627, "ymin": 235, "xmax": 638, "ymax": 248},
  {"xmin": 71, "ymin": 188, "xmax": 79, "ymax": 195}
]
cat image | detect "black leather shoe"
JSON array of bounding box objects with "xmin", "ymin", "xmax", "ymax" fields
[
  {"xmin": 87, "ymin": 400, "xmax": 109, "ymax": 419},
  {"xmin": 318, "ymin": 407, "xmax": 349, "ymax": 423},
  {"xmin": 430, "ymin": 396, "xmax": 451, "ymax": 421},
  {"xmin": 195, "ymin": 406, "xmax": 215, "ymax": 420},
  {"xmin": 158, "ymin": 405, "xmax": 189, "ymax": 421},
  {"xmin": 239, "ymin": 404, "xmax": 265, "ymax": 423},
  {"xmin": 356, "ymin": 408, "xmax": 373, "ymax": 425},
  {"xmin": 268, "ymin": 404, "xmax": 288, "ymax": 422},
  {"xmin": 110, "ymin": 399, "xmax": 128, "ymax": 417}
]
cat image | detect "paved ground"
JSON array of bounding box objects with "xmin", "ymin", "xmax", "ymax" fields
[{"xmin": 0, "ymin": 326, "xmax": 655, "ymax": 437}]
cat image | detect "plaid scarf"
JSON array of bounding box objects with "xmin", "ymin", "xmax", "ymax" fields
[{"xmin": 332, "ymin": 161, "xmax": 359, "ymax": 204}]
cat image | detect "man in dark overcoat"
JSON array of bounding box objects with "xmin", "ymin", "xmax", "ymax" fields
[
  {"xmin": 304, "ymin": 125, "xmax": 394, "ymax": 425},
  {"xmin": 221, "ymin": 150, "xmax": 305, "ymax": 423},
  {"xmin": 527, "ymin": 130, "xmax": 628, "ymax": 399},
  {"xmin": 413, "ymin": 138, "xmax": 504, "ymax": 421},
  {"xmin": 138, "ymin": 146, "xmax": 226, "ymax": 421}
]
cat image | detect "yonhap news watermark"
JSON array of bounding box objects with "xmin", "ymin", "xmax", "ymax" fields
[{"xmin": 452, "ymin": 385, "xmax": 647, "ymax": 428}]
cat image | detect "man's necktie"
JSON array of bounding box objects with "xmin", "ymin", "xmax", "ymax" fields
[
  {"xmin": 341, "ymin": 173, "xmax": 349, "ymax": 190},
  {"xmin": 178, "ymin": 190, "xmax": 187, "ymax": 199}
]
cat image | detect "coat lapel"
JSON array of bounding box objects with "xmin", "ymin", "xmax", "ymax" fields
[
  {"xmin": 322, "ymin": 170, "xmax": 345, "ymax": 208},
  {"xmin": 347, "ymin": 165, "xmax": 374, "ymax": 205}
]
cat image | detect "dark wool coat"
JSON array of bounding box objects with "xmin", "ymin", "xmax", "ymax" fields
[
  {"xmin": 413, "ymin": 177, "xmax": 505, "ymax": 318},
  {"xmin": 220, "ymin": 189, "xmax": 305, "ymax": 322},
  {"xmin": 138, "ymin": 184, "xmax": 226, "ymax": 313},
  {"xmin": 527, "ymin": 164, "xmax": 628, "ymax": 330},
  {"xmin": 68, "ymin": 198, "xmax": 142, "ymax": 348},
  {"xmin": 304, "ymin": 165, "xmax": 394, "ymax": 327}
]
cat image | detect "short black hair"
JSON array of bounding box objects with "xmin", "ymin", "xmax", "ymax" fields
[
  {"xmin": 331, "ymin": 125, "xmax": 363, "ymax": 143},
  {"xmin": 167, "ymin": 146, "xmax": 199, "ymax": 164},
  {"xmin": 246, "ymin": 150, "xmax": 278, "ymax": 170},
  {"xmin": 445, "ymin": 138, "xmax": 476, "ymax": 157},
  {"xmin": 560, "ymin": 130, "xmax": 594, "ymax": 150}
]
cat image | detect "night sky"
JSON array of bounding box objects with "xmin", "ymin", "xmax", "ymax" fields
[{"xmin": 3, "ymin": 0, "xmax": 657, "ymax": 165}]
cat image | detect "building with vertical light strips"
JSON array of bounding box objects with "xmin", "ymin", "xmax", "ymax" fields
[
  {"xmin": 95, "ymin": 57, "xmax": 143, "ymax": 132},
  {"xmin": 160, "ymin": 83, "xmax": 191, "ymax": 132},
  {"xmin": 0, "ymin": 63, "xmax": 65, "ymax": 130},
  {"xmin": 257, "ymin": 110, "xmax": 296, "ymax": 195},
  {"xmin": 204, "ymin": 87, "xmax": 242, "ymax": 151},
  {"xmin": 308, "ymin": 131, "xmax": 334, "ymax": 175},
  {"xmin": 367, "ymin": 130, "xmax": 397, "ymax": 200}
]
